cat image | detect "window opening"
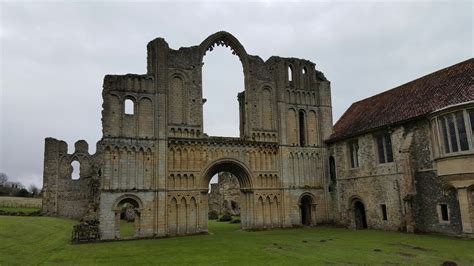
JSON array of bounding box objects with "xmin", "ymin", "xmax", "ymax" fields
[
  {"xmin": 299, "ymin": 110, "xmax": 305, "ymax": 146},
  {"xmin": 376, "ymin": 133, "xmax": 393, "ymax": 163},
  {"xmin": 71, "ymin": 160, "xmax": 80, "ymax": 180},
  {"xmin": 124, "ymin": 99, "xmax": 134, "ymax": 115},
  {"xmin": 288, "ymin": 65, "xmax": 293, "ymax": 82},
  {"xmin": 381, "ymin": 204, "xmax": 387, "ymax": 220},
  {"xmin": 349, "ymin": 140, "xmax": 359, "ymax": 168},
  {"xmin": 440, "ymin": 204, "xmax": 449, "ymax": 221}
]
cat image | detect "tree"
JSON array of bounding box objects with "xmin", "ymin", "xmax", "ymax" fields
[
  {"xmin": 15, "ymin": 188, "xmax": 30, "ymax": 197},
  {"xmin": 0, "ymin": 172, "xmax": 7, "ymax": 186},
  {"xmin": 29, "ymin": 185, "xmax": 40, "ymax": 197}
]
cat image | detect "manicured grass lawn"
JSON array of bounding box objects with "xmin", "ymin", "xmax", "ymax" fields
[
  {"xmin": 0, "ymin": 207, "xmax": 40, "ymax": 213},
  {"xmin": 0, "ymin": 216, "xmax": 473, "ymax": 265},
  {"xmin": 120, "ymin": 219, "xmax": 135, "ymax": 238}
]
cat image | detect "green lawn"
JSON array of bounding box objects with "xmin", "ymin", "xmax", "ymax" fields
[
  {"xmin": 0, "ymin": 207, "xmax": 40, "ymax": 213},
  {"xmin": 120, "ymin": 219, "xmax": 135, "ymax": 238},
  {"xmin": 0, "ymin": 216, "xmax": 473, "ymax": 265}
]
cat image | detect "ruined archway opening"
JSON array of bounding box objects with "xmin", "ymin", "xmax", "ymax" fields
[
  {"xmin": 203, "ymin": 160, "xmax": 252, "ymax": 232},
  {"xmin": 353, "ymin": 200, "xmax": 368, "ymax": 229},
  {"xmin": 115, "ymin": 198, "xmax": 141, "ymax": 239},
  {"xmin": 202, "ymin": 45, "xmax": 244, "ymax": 138},
  {"xmin": 208, "ymin": 172, "xmax": 241, "ymax": 225},
  {"xmin": 300, "ymin": 195, "xmax": 314, "ymax": 226}
]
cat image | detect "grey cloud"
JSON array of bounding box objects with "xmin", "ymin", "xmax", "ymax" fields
[{"xmin": 1, "ymin": 1, "xmax": 471, "ymax": 188}]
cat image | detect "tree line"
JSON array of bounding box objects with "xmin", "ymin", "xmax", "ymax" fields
[{"xmin": 0, "ymin": 173, "xmax": 41, "ymax": 198}]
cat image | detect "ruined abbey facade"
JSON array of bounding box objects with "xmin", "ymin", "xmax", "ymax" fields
[
  {"xmin": 42, "ymin": 32, "xmax": 333, "ymax": 240},
  {"xmin": 42, "ymin": 32, "xmax": 474, "ymax": 241}
]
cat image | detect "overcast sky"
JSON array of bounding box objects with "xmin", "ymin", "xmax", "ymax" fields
[{"xmin": 1, "ymin": 1, "xmax": 472, "ymax": 188}]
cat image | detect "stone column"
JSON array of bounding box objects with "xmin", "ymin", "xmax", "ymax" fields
[{"xmin": 457, "ymin": 188, "xmax": 473, "ymax": 234}]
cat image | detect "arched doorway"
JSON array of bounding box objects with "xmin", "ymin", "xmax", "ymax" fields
[
  {"xmin": 113, "ymin": 195, "xmax": 142, "ymax": 239},
  {"xmin": 300, "ymin": 194, "xmax": 315, "ymax": 226},
  {"xmin": 353, "ymin": 200, "xmax": 367, "ymax": 229},
  {"xmin": 202, "ymin": 159, "xmax": 254, "ymax": 230}
]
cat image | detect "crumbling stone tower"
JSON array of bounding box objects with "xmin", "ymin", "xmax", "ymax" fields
[{"xmin": 42, "ymin": 31, "xmax": 333, "ymax": 240}]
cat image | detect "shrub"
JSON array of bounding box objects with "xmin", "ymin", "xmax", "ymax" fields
[
  {"xmin": 208, "ymin": 210, "xmax": 219, "ymax": 220},
  {"xmin": 219, "ymin": 212, "xmax": 232, "ymax": 222},
  {"xmin": 230, "ymin": 218, "xmax": 241, "ymax": 224}
]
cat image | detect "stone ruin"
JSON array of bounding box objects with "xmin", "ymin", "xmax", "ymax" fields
[{"xmin": 208, "ymin": 172, "xmax": 241, "ymax": 216}]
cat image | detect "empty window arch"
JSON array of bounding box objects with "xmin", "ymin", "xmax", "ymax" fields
[
  {"xmin": 302, "ymin": 66, "xmax": 307, "ymax": 75},
  {"xmin": 299, "ymin": 110, "xmax": 306, "ymax": 146},
  {"xmin": 124, "ymin": 99, "xmax": 134, "ymax": 115},
  {"xmin": 71, "ymin": 160, "xmax": 80, "ymax": 180},
  {"xmin": 288, "ymin": 65, "xmax": 293, "ymax": 82}
]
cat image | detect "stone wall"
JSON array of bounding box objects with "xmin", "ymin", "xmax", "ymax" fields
[
  {"xmin": 42, "ymin": 138, "xmax": 100, "ymax": 220},
  {"xmin": 44, "ymin": 31, "xmax": 333, "ymax": 241},
  {"xmin": 329, "ymin": 118, "xmax": 469, "ymax": 234},
  {"xmin": 413, "ymin": 171, "xmax": 462, "ymax": 235}
]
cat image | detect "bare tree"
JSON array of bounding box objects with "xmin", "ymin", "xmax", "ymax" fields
[{"xmin": 0, "ymin": 172, "xmax": 8, "ymax": 186}]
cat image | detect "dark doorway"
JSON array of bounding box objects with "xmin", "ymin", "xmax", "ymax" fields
[
  {"xmin": 300, "ymin": 195, "xmax": 313, "ymax": 225},
  {"xmin": 354, "ymin": 200, "xmax": 367, "ymax": 229}
]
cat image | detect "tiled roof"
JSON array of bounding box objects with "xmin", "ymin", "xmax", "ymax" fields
[{"xmin": 327, "ymin": 58, "xmax": 474, "ymax": 142}]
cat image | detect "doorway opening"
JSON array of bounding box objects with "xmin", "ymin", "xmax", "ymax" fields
[
  {"xmin": 353, "ymin": 200, "xmax": 368, "ymax": 229},
  {"xmin": 300, "ymin": 194, "xmax": 314, "ymax": 226},
  {"xmin": 115, "ymin": 197, "xmax": 141, "ymax": 238},
  {"xmin": 202, "ymin": 45, "xmax": 244, "ymax": 137},
  {"xmin": 203, "ymin": 160, "xmax": 253, "ymax": 232},
  {"xmin": 208, "ymin": 172, "xmax": 241, "ymax": 227}
]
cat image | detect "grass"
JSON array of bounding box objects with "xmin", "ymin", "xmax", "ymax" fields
[
  {"xmin": 120, "ymin": 219, "xmax": 135, "ymax": 238},
  {"xmin": 0, "ymin": 207, "xmax": 40, "ymax": 213},
  {"xmin": 0, "ymin": 216, "xmax": 473, "ymax": 265}
]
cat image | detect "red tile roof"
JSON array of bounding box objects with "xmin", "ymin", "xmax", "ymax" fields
[{"xmin": 327, "ymin": 58, "xmax": 474, "ymax": 143}]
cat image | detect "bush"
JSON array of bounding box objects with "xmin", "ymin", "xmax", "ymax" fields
[
  {"xmin": 230, "ymin": 218, "xmax": 241, "ymax": 224},
  {"xmin": 208, "ymin": 210, "xmax": 219, "ymax": 220},
  {"xmin": 219, "ymin": 212, "xmax": 232, "ymax": 222}
]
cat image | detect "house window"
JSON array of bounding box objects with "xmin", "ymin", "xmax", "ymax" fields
[
  {"xmin": 375, "ymin": 133, "xmax": 393, "ymax": 164},
  {"xmin": 381, "ymin": 204, "xmax": 387, "ymax": 220},
  {"xmin": 438, "ymin": 109, "xmax": 474, "ymax": 154},
  {"xmin": 348, "ymin": 139, "xmax": 359, "ymax": 168},
  {"xmin": 438, "ymin": 204, "xmax": 449, "ymax": 222}
]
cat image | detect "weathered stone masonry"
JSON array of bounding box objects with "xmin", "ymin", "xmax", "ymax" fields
[
  {"xmin": 43, "ymin": 32, "xmax": 472, "ymax": 241},
  {"xmin": 42, "ymin": 31, "xmax": 333, "ymax": 240}
]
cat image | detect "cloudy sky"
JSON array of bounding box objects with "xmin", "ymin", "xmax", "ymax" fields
[{"xmin": 1, "ymin": 1, "xmax": 472, "ymax": 188}]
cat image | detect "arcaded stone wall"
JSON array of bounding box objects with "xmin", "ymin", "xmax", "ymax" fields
[{"xmin": 44, "ymin": 32, "xmax": 333, "ymax": 240}]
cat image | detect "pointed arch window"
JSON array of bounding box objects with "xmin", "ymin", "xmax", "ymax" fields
[{"xmin": 288, "ymin": 65, "xmax": 294, "ymax": 82}]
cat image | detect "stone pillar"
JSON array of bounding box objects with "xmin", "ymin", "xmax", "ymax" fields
[{"xmin": 457, "ymin": 188, "xmax": 473, "ymax": 234}]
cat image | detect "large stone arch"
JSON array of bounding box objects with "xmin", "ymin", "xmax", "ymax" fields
[
  {"xmin": 198, "ymin": 31, "xmax": 249, "ymax": 75},
  {"xmin": 200, "ymin": 157, "xmax": 255, "ymax": 229},
  {"xmin": 201, "ymin": 157, "xmax": 253, "ymax": 190}
]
